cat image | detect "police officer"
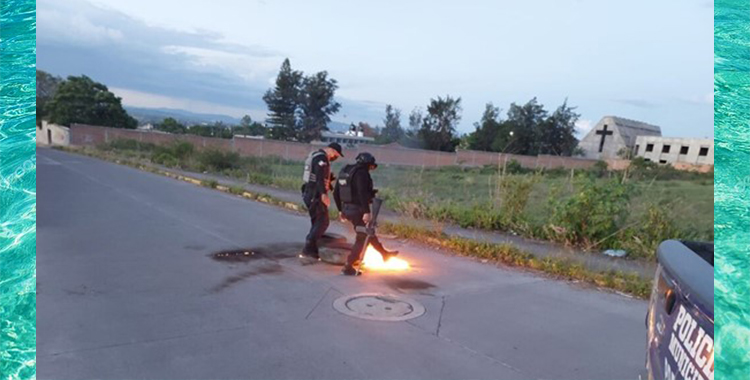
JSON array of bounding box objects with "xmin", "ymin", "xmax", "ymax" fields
[
  {"xmin": 301, "ymin": 142, "xmax": 343, "ymax": 259},
  {"xmin": 333, "ymin": 152, "xmax": 398, "ymax": 276}
]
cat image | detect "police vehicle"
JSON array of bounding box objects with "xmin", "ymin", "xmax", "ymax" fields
[{"xmin": 644, "ymin": 240, "xmax": 714, "ymax": 380}]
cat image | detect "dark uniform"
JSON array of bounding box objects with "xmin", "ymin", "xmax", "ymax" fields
[
  {"xmin": 333, "ymin": 155, "xmax": 396, "ymax": 271},
  {"xmin": 301, "ymin": 149, "xmax": 333, "ymax": 257}
]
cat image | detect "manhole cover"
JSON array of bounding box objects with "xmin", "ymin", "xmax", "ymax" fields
[{"xmin": 333, "ymin": 293, "xmax": 425, "ymax": 322}]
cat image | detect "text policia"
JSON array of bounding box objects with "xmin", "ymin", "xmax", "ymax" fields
[{"xmin": 665, "ymin": 305, "xmax": 714, "ymax": 380}]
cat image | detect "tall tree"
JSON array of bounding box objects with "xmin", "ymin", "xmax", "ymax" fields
[
  {"xmin": 378, "ymin": 104, "xmax": 404, "ymax": 144},
  {"xmin": 419, "ymin": 95, "xmax": 462, "ymax": 152},
  {"xmin": 297, "ymin": 71, "xmax": 341, "ymax": 142},
  {"xmin": 46, "ymin": 75, "xmax": 137, "ymax": 129},
  {"xmin": 500, "ymin": 97, "xmax": 547, "ymax": 155},
  {"xmin": 262, "ymin": 58, "xmax": 302, "ymax": 140},
  {"xmin": 467, "ymin": 103, "xmax": 502, "ymax": 151},
  {"xmin": 36, "ymin": 70, "xmax": 62, "ymax": 124},
  {"xmin": 538, "ymin": 99, "xmax": 580, "ymax": 156}
]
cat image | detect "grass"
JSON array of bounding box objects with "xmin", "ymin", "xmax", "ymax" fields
[
  {"xmin": 69, "ymin": 139, "xmax": 713, "ymax": 260},
  {"xmin": 379, "ymin": 222, "xmax": 652, "ymax": 299}
]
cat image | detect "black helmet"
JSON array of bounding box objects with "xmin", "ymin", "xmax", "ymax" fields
[{"xmin": 355, "ymin": 152, "xmax": 377, "ymax": 169}]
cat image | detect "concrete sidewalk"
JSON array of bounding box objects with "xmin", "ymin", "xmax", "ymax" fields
[{"xmin": 38, "ymin": 148, "xmax": 648, "ymax": 379}]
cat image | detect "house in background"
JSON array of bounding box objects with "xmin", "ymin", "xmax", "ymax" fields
[{"xmin": 634, "ymin": 136, "xmax": 714, "ymax": 165}]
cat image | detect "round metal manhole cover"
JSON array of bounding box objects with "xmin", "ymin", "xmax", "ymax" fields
[{"xmin": 333, "ymin": 293, "xmax": 425, "ymax": 322}]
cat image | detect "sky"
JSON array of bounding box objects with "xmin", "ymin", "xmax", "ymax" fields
[{"xmin": 36, "ymin": 0, "xmax": 714, "ymax": 138}]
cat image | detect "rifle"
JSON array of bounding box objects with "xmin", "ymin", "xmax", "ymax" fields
[{"xmin": 354, "ymin": 197, "xmax": 383, "ymax": 272}]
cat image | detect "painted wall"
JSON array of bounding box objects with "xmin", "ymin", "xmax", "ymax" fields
[
  {"xmin": 36, "ymin": 121, "xmax": 70, "ymax": 146},
  {"xmin": 69, "ymin": 124, "xmax": 712, "ymax": 171}
]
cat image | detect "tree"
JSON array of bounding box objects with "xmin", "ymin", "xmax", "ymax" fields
[
  {"xmin": 419, "ymin": 95, "xmax": 462, "ymax": 152},
  {"xmin": 235, "ymin": 115, "xmax": 266, "ymax": 136},
  {"xmin": 297, "ymin": 71, "xmax": 341, "ymax": 142},
  {"xmin": 156, "ymin": 117, "xmax": 186, "ymax": 134},
  {"xmin": 466, "ymin": 103, "xmax": 502, "ymax": 151},
  {"xmin": 537, "ymin": 100, "xmax": 580, "ymax": 156},
  {"xmin": 395, "ymin": 107, "xmax": 424, "ymax": 148},
  {"xmin": 465, "ymin": 98, "xmax": 581, "ymax": 156},
  {"xmin": 377, "ymin": 104, "xmax": 404, "ymax": 144},
  {"xmin": 501, "ymin": 97, "xmax": 547, "ymax": 155},
  {"xmin": 36, "ymin": 70, "xmax": 62, "ymax": 124},
  {"xmin": 46, "ymin": 75, "xmax": 137, "ymax": 129},
  {"xmin": 262, "ymin": 58, "xmax": 302, "ymax": 140}
]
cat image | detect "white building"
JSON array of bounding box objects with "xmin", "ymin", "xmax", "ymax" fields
[
  {"xmin": 36, "ymin": 121, "xmax": 70, "ymax": 146},
  {"xmin": 318, "ymin": 130, "xmax": 374, "ymax": 147},
  {"xmin": 579, "ymin": 116, "xmax": 662, "ymax": 160},
  {"xmin": 634, "ymin": 136, "xmax": 714, "ymax": 166}
]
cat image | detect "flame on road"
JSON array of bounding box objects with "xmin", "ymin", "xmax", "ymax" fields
[{"xmin": 361, "ymin": 245, "xmax": 409, "ymax": 270}]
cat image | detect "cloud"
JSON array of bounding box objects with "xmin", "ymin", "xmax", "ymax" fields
[
  {"xmin": 575, "ymin": 119, "xmax": 593, "ymax": 137},
  {"xmin": 37, "ymin": 0, "xmax": 382, "ymax": 124},
  {"xmin": 110, "ymin": 87, "xmax": 263, "ymax": 120},
  {"xmin": 611, "ymin": 98, "xmax": 660, "ymax": 109}
]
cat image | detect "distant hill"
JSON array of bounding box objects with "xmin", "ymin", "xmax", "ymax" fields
[{"xmin": 125, "ymin": 107, "xmax": 241, "ymax": 126}]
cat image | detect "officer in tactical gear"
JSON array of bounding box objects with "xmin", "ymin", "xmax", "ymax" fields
[
  {"xmin": 301, "ymin": 142, "xmax": 343, "ymax": 259},
  {"xmin": 334, "ymin": 152, "xmax": 398, "ymax": 276}
]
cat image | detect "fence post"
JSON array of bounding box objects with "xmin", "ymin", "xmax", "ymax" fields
[{"xmin": 104, "ymin": 128, "xmax": 109, "ymax": 143}]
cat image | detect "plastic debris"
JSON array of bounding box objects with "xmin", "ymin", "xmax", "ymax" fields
[{"xmin": 603, "ymin": 249, "xmax": 627, "ymax": 258}]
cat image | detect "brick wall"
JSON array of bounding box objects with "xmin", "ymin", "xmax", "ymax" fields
[{"xmin": 69, "ymin": 124, "xmax": 712, "ymax": 172}]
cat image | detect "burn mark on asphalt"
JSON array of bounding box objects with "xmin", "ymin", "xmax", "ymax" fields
[
  {"xmin": 385, "ymin": 278, "xmax": 437, "ymax": 292},
  {"xmin": 209, "ymin": 262, "xmax": 283, "ymax": 293},
  {"xmin": 210, "ymin": 242, "xmax": 306, "ymax": 263}
]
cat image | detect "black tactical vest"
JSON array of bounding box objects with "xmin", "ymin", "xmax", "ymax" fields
[{"xmin": 337, "ymin": 164, "xmax": 363, "ymax": 204}]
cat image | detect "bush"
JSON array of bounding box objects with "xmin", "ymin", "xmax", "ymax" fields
[
  {"xmin": 589, "ymin": 160, "xmax": 609, "ymax": 178},
  {"xmin": 621, "ymin": 203, "xmax": 680, "ymax": 260},
  {"xmin": 152, "ymin": 152, "xmax": 179, "ymax": 167},
  {"xmin": 547, "ymin": 178, "xmax": 634, "ymax": 250},
  {"xmin": 198, "ymin": 149, "xmax": 240, "ymax": 171},
  {"xmin": 505, "ymin": 159, "xmax": 525, "ymax": 174},
  {"xmin": 171, "ymin": 141, "xmax": 194, "ymax": 160}
]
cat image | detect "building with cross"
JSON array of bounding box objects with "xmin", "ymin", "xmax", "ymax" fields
[{"xmin": 579, "ymin": 116, "xmax": 662, "ymax": 160}]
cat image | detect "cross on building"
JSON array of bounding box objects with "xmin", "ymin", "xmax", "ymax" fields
[{"xmin": 595, "ymin": 124, "xmax": 613, "ymax": 152}]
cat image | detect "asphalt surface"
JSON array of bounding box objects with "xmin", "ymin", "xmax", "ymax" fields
[{"xmin": 37, "ymin": 147, "xmax": 648, "ymax": 380}]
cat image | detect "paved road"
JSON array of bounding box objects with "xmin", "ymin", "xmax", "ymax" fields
[{"xmin": 37, "ymin": 148, "xmax": 648, "ymax": 379}]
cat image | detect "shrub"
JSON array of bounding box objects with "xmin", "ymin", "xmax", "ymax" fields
[
  {"xmin": 152, "ymin": 152, "xmax": 179, "ymax": 167},
  {"xmin": 198, "ymin": 149, "xmax": 240, "ymax": 171},
  {"xmin": 547, "ymin": 178, "xmax": 633, "ymax": 250},
  {"xmin": 621, "ymin": 203, "xmax": 680, "ymax": 260}
]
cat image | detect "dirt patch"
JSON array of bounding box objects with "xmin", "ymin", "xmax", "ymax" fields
[{"xmin": 385, "ymin": 278, "xmax": 437, "ymax": 291}]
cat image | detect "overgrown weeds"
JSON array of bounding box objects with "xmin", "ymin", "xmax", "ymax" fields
[{"xmin": 379, "ymin": 222, "xmax": 651, "ymax": 298}]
